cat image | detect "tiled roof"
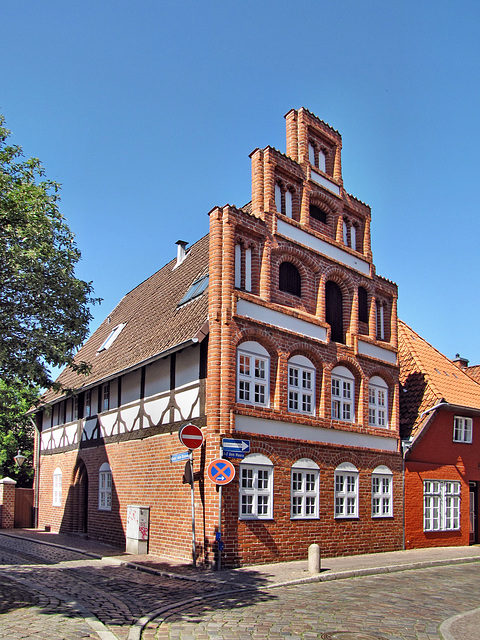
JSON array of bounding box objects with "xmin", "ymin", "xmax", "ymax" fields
[
  {"xmin": 42, "ymin": 234, "xmax": 210, "ymax": 404},
  {"xmin": 466, "ymin": 365, "xmax": 480, "ymax": 384},
  {"xmin": 398, "ymin": 319, "xmax": 480, "ymax": 438}
]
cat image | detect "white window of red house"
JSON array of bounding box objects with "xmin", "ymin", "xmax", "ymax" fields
[
  {"xmin": 334, "ymin": 462, "xmax": 359, "ymax": 518},
  {"xmin": 52, "ymin": 467, "xmax": 62, "ymax": 507},
  {"xmin": 424, "ymin": 480, "xmax": 460, "ymax": 531},
  {"xmin": 371, "ymin": 465, "xmax": 393, "ymax": 517},
  {"xmin": 453, "ymin": 416, "xmax": 472, "ymax": 443},
  {"xmin": 239, "ymin": 454, "xmax": 273, "ymax": 520},
  {"xmin": 98, "ymin": 463, "xmax": 112, "ymax": 511},
  {"xmin": 291, "ymin": 458, "xmax": 319, "ymax": 519},
  {"xmin": 288, "ymin": 355, "xmax": 315, "ymax": 415},
  {"xmin": 331, "ymin": 366, "xmax": 355, "ymax": 422},
  {"xmin": 368, "ymin": 376, "xmax": 389, "ymax": 427},
  {"xmin": 237, "ymin": 342, "xmax": 270, "ymax": 407}
]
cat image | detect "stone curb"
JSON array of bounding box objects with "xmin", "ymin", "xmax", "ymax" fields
[{"xmin": 439, "ymin": 606, "xmax": 480, "ymax": 640}]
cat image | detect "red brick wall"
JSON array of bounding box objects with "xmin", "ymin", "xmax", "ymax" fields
[{"xmin": 404, "ymin": 409, "xmax": 480, "ymax": 549}]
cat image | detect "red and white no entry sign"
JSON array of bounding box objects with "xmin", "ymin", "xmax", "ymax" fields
[
  {"xmin": 207, "ymin": 458, "xmax": 235, "ymax": 485},
  {"xmin": 178, "ymin": 423, "xmax": 204, "ymax": 450}
]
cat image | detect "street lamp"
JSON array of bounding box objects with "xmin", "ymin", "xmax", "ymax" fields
[{"xmin": 14, "ymin": 450, "xmax": 27, "ymax": 467}]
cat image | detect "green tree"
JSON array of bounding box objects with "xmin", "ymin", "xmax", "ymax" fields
[
  {"xmin": 0, "ymin": 114, "xmax": 98, "ymax": 390},
  {"xmin": 0, "ymin": 380, "xmax": 37, "ymax": 487}
]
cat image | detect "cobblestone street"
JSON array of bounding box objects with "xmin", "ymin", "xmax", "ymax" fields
[{"xmin": 0, "ymin": 533, "xmax": 479, "ymax": 640}]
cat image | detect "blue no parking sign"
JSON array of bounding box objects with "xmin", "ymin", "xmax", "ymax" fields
[{"xmin": 207, "ymin": 458, "xmax": 235, "ymax": 485}]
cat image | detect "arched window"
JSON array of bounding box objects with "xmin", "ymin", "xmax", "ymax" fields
[
  {"xmin": 371, "ymin": 465, "xmax": 393, "ymax": 517},
  {"xmin": 52, "ymin": 467, "xmax": 62, "ymax": 507},
  {"xmin": 288, "ymin": 355, "xmax": 315, "ymax": 415},
  {"xmin": 325, "ymin": 281, "xmax": 344, "ymax": 343},
  {"xmin": 291, "ymin": 458, "xmax": 319, "ymax": 519},
  {"xmin": 334, "ymin": 462, "xmax": 359, "ymax": 518},
  {"xmin": 358, "ymin": 287, "xmax": 369, "ymax": 324},
  {"xmin": 236, "ymin": 342, "xmax": 270, "ymax": 407},
  {"xmin": 275, "ymin": 182, "xmax": 294, "ymax": 219},
  {"xmin": 98, "ymin": 463, "xmax": 112, "ymax": 511},
  {"xmin": 331, "ymin": 365, "xmax": 355, "ymax": 422},
  {"xmin": 239, "ymin": 454, "xmax": 273, "ymax": 519},
  {"xmin": 368, "ymin": 376, "xmax": 388, "ymax": 427},
  {"xmin": 279, "ymin": 262, "xmax": 301, "ymax": 297},
  {"xmin": 234, "ymin": 242, "xmax": 252, "ymax": 292}
]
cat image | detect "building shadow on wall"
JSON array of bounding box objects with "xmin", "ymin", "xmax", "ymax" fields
[
  {"xmin": 400, "ymin": 372, "xmax": 427, "ymax": 439},
  {"xmin": 58, "ymin": 435, "xmax": 126, "ymax": 550}
]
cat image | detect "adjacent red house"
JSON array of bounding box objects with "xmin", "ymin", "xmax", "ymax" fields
[{"xmin": 398, "ymin": 320, "xmax": 480, "ymax": 548}]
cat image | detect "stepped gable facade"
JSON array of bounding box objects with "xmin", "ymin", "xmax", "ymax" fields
[
  {"xmin": 34, "ymin": 108, "xmax": 403, "ymax": 566},
  {"xmin": 398, "ymin": 320, "xmax": 480, "ymax": 548}
]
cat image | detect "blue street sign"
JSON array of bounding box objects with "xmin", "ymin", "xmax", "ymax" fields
[
  {"xmin": 222, "ymin": 438, "xmax": 250, "ymax": 454},
  {"xmin": 223, "ymin": 449, "xmax": 246, "ymax": 460},
  {"xmin": 170, "ymin": 451, "xmax": 190, "ymax": 463}
]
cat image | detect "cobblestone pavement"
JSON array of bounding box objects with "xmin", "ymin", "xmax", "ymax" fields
[
  {"xmin": 1, "ymin": 533, "xmax": 479, "ymax": 640},
  {"xmin": 142, "ymin": 563, "xmax": 480, "ymax": 640},
  {"xmin": 0, "ymin": 534, "xmax": 221, "ymax": 640}
]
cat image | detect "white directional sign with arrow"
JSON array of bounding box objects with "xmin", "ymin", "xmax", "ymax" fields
[{"xmin": 222, "ymin": 438, "xmax": 250, "ymax": 459}]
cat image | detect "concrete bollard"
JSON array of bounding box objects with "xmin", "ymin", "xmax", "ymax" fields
[{"xmin": 308, "ymin": 543, "xmax": 321, "ymax": 574}]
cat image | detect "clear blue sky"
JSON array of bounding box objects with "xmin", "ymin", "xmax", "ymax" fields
[{"xmin": 2, "ymin": 1, "xmax": 480, "ymax": 367}]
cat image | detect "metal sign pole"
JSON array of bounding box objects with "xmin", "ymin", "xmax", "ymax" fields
[
  {"xmin": 189, "ymin": 449, "xmax": 196, "ymax": 569},
  {"xmin": 217, "ymin": 445, "xmax": 223, "ymax": 571}
]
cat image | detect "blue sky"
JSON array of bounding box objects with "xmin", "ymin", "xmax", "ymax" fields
[{"xmin": 2, "ymin": 1, "xmax": 480, "ymax": 367}]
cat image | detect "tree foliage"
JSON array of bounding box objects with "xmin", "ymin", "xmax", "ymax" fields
[
  {"xmin": 0, "ymin": 380, "xmax": 37, "ymax": 487},
  {"xmin": 0, "ymin": 115, "xmax": 98, "ymax": 391}
]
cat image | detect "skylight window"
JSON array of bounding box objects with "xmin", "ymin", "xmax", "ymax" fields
[
  {"xmin": 178, "ymin": 275, "xmax": 209, "ymax": 306},
  {"xmin": 98, "ymin": 323, "xmax": 126, "ymax": 352}
]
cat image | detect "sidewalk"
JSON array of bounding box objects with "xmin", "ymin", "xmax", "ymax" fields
[{"xmin": 3, "ymin": 529, "xmax": 480, "ymax": 640}]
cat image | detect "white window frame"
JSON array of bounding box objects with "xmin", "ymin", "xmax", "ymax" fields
[
  {"xmin": 369, "ymin": 376, "xmax": 389, "ymax": 427},
  {"xmin": 85, "ymin": 389, "xmax": 92, "ymax": 418},
  {"xmin": 424, "ymin": 480, "xmax": 461, "ymax": 531},
  {"xmin": 371, "ymin": 465, "xmax": 393, "ymax": 517},
  {"xmin": 288, "ymin": 355, "xmax": 315, "ymax": 416},
  {"xmin": 291, "ymin": 458, "xmax": 320, "ymax": 519},
  {"xmin": 237, "ymin": 342, "xmax": 270, "ymax": 408},
  {"xmin": 239, "ymin": 454, "xmax": 273, "ymax": 520},
  {"xmin": 331, "ymin": 366, "xmax": 355, "ymax": 423},
  {"xmin": 102, "ymin": 382, "xmax": 110, "ymax": 412},
  {"xmin": 334, "ymin": 462, "xmax": 359, "ymax": 518},
  {"xmin": 98, "ymin": 463, "xmax": 112, "ymax": 511},
  {"xmin": 52, "ymin": 467, "xmax": 62, "ymax": 507},
  {"xmin": 453, "ymin": 416, "xmax": 472, "ymax": 443},
  {"xmin": 285, "ymin": 190, "xmax": 293, "ymax": 218}
]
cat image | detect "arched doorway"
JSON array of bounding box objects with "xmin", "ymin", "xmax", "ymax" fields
[{"xmin": 72, "ymin": 460, "xmax": 88, "ymax": 535}]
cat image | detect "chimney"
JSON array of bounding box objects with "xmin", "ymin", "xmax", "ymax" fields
[
  {"xmin": 175, "ymin": 240, "xmax": 188, "ymax": 267},
  {"xmin": 453, "ymin": 353, "xmax": 469, "ymax": 370}
]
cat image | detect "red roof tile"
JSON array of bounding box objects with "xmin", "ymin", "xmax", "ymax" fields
[{"xmin": 398, "ymin": 319, "xmax": 480, "ymax": 438}]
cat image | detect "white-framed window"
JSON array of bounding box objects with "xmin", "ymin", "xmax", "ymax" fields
[
  {"xmin": 424, "ymin": 480, "xmax": 461, "ymax": 531},
  {"xmin": 334, "ymin": 462, "xmax": 359, "ymax": 518},
  {"xmin": 308, "ymin": 142, "xmax": 316, "ymax": 166},
  {"xmin": 371, "ymin": 465, "xmax": 393, "ymax": 517},
  {"xmin": 291, "ymin": 458, "xmax": 319, "ymax": 519},
  {"xmin": 288, "ymin": 355, "xmax": 315, "ymax": 415},
  {"xmin": 369, "ymin": 376, "xmax": 389, "ymax": 427},
  {"xmin": 237, "ymin": 342, "xmax": 270, "ymax": 407},
  {"xmin": 85, "ymin": 390, "xmax": 92, "ymax": 418},
  {"xmin": 52, "ymin": 467, "xmax": 62, "ymax": 507},
  {"xmin": 331, "ymin": 366, "xmax": 355, "ymax": 422},
  {"xmin": 453, "ymin": 416, "xmax": 472, "ymax": 443},
  {"xmin": 98, "ymin": 463, "xmax": 112, "ymax": 511},
  {"xmin": 239, "ymin": 454, "xmax": 273, "ymax": 520},
  {"xmin": 102, "ymin": 382, "xmax": 110, "ymax": 412},
  {"xmin": 72, "ymin": 395, "xmax": 79, "ymax": 421}
]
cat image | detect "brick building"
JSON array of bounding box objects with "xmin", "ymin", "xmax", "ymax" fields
[
  {"xmin": 398, "ymin": 320, "xmax": 480, "ymax": 548},
  {"xmin": 33, "ymin": 108, "xmax": 403, "ymax": 566}
]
